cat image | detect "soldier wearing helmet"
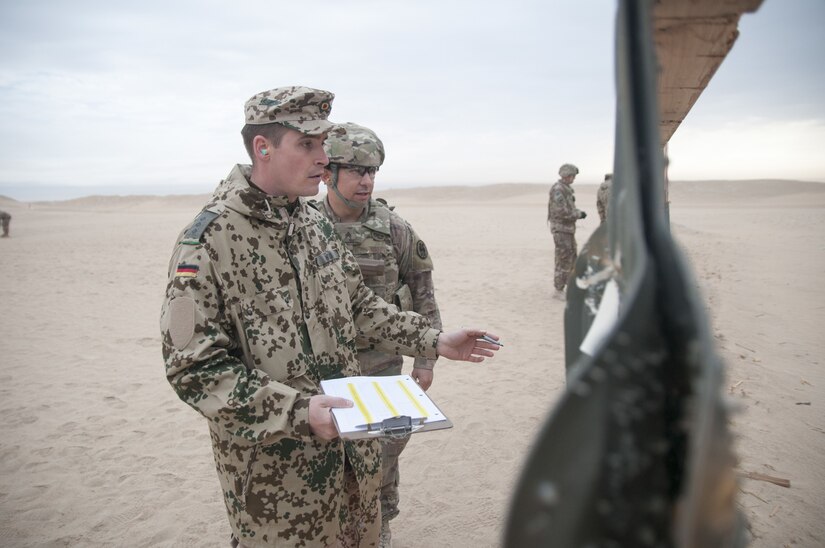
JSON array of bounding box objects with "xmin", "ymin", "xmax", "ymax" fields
[
  {"xmin": 597, "ymin": 173, "xmax": 613, "ymax": 223},
  {"xmin": 0, "ymin": 209, "xmax": 11, "ymax": 237},
  {"xmin": 548, "ymin": 163, "xmax": 587, "ymax": 299},
  {"xmin": 318, "ymin": 122, "xmax": 443, "ymax": 548}
]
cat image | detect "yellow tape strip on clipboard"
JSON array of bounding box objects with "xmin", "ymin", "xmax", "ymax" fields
[
  {"xmin": 397, "ymin": 379, "xmax": 429, "ymax": 418},
  {"xmin": 347, "ymin": 383, "xmax": 373, "ymax": 425}
]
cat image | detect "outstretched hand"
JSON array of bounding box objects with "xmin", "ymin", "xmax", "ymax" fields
[{"xmin": 436, "ymin": 328, "xmax": 502, "ymax": 363}]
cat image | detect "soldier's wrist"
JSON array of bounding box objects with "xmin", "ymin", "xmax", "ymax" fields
[{"xmin": 412, "ymin": 358, "xmax": 435, "ymax": 371}]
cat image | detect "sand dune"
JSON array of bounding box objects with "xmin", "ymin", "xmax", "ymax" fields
[{"xmin": 0, "ymin": 180, "xmax": 823, "ymax": 547}]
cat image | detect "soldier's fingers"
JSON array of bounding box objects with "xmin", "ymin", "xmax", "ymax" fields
[{"xmin": 320, "ymin": 396, "xmax": 354, "ymax": 409}]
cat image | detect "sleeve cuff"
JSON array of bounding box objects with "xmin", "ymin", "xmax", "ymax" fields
[
  {"xmin": 419, "ymin": 328, "xmax": 440, "ymax": 360},
  {"xmin": 413, "ymin": 357, "xmax": 436, "ymax": 370}
]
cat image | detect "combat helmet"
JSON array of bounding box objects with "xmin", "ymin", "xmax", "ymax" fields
[
  {"xmin": 324, "ymin": 123, "xmax": 385, "ymax": 210},
  {"xmin": 559, "ymin": 163, "xmax": 579, "ymax": 177},
  {"xmin": 325, "ymin": 123, "xmax": 385, "ymax": 168}
]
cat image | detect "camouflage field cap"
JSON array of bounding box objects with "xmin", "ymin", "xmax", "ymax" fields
[
  {"xmin": 244, "ymin": 86, "xmax": 336, "ymax": 135},
  {"xmin": 324, "ymin": 122, "xmax": 385, "ymax": 167},
  {"xmin": 559, "ymin": 163, "xmax": 580, "ymax": 177}
]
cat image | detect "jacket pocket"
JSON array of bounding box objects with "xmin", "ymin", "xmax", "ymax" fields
[
  {"xmin": 308, "ymin": 262, "xmax": 357, "ymax": 347},
  {"xmin": 237, "ymin": 286, "xmax": 306, "ymax": 382}
]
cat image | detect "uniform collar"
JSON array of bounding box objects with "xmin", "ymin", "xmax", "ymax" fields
[
  {"xmin": 323, "ymin": 195, "xmax": 371, "ymax": 223},
  {"xmin": 211, "ymin": 164, "xmax": 306, "ymax": 232}
]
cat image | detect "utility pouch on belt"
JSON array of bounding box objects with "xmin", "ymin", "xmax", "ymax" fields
[
  {"xmin": 356, "ymin": 257, "xmax": 385, "ymax": 277},
  {"xmin": 394, "ymin": 284, "xmax": 413, "ymax": 311}
]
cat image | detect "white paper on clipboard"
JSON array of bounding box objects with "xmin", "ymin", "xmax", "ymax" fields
[{"xmin": 320, "ymin": 375, "xmax": 450, "ymax": 438}]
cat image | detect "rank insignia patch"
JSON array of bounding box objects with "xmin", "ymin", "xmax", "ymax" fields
[{"xmin": 175, "ymin": 264, "xmax": 199, "ymax": 278}]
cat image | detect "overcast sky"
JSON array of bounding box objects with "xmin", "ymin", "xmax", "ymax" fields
[{"xmin": 1, "ymin": 0, "xmax": 823, "ymax": 200}]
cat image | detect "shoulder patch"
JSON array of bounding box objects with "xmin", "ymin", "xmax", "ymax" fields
[
  {"xmin": 181, "ymin": 208, "xmax": 220, "ymax": 244},
  {"xmin": 416, "ymin": 240, "xmax": 429, "ymax": 259}
]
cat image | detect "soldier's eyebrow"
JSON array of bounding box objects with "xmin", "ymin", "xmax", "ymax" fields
[{"xmin": 299, "ymin": 135, "xmax": 326, "ymax": 145}]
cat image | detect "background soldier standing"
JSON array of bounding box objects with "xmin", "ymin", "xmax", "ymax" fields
[
  {"xmin": 597, "ymin": 173, "xmax": 613, "ymax": 223},
  {"xmin": 159, "ymin": 86, "xmax": 500, "ymax": 548},
  {"xmin": 0, "ymin": 210, "xmax": 10, "ymax": 237},
  {"xmin": 547, "ymin": 163, "xmax": 586, "ymax": 299},
  {"xmin": 318, "ymin": 123, "xmax": 442, "ymax": 548}
]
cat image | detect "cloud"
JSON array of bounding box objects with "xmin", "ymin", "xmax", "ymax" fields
[
  {"xmin": 668, "ymin": 118, "xmax": 825, "ymax": 181},
  {"xmin": 1, "ymin": 0, "xmax": 823, "ymax": 198}
]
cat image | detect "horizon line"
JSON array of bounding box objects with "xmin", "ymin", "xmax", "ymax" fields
[{"xmin": 1, "ymin": 178, "xmax": 824, "ymax": 204}]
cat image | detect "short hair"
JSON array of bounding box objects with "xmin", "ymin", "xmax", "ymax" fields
[{"xmin": 241, "ymin": 123, "xmax": 291, "ymax": 161}]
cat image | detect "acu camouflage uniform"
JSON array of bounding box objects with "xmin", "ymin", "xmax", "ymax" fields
[
  {"xmin": 160, "ymin": 164, "xmax": 441, "ymax": 547},
  {"xmin": 597, "ymin": 178, "xmax": 612, "ymax": 224},
  {"xmin": 0, "ymin": 210, "xmax": 10, "ymax": 237},
  {"xmin": 318, "ymin": 196, "xmax": 442, "ymax": 521},
  {"xmin": 548, "ymin": 180, "xmax": 584, "ymax": 291}
]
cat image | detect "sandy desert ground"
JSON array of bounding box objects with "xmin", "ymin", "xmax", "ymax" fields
[{"xmin": 0, "ymin": 179, "xmax": 823, "ymax": 547}]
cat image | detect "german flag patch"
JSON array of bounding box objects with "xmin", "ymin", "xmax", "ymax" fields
[{"xmin": 175, "ymin": 264, "xmax": 199, "ymax": 278}]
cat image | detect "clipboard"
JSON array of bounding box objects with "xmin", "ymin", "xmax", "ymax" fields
[{"xmin": 319, "ymin": 375, "xmax": 453, "ymax": 440}]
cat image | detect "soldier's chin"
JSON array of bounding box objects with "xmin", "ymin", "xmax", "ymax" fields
[{"xmin": 302, "ymin": 181, "xmax": 321, "ymax": 196}]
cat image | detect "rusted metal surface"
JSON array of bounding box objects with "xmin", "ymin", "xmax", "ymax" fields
[{"xmin": 653, "ymin": 0, "xmax": 763, "ymax": 144}]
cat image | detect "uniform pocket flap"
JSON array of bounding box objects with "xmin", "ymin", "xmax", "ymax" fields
[
  {"xmin": 242, "ymin": 287, "xmax": 292, "ymax": 319},
  {"xmin": 317, "ymin": 264, "xmax": 346, "ymax": 289}
]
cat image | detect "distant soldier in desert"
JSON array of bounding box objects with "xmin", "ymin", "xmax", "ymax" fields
[
  {"xmin": 318, "ymin": 122, "xmax": 442, "ymax": 548},
  {"xmin": 0, "ymin": 210, "xmax": 11, "ymax": 237},
  {"xmin": 547, "ymin": 163, "xmax": 586, "ymax": 300},
  {"xmin": 597, "ymin": 173, "xmax": 613, "ymax": 223}
]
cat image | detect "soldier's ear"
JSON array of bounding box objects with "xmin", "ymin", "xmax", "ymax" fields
[
  {"xmin": 321, "ymin": 168, "xmax": 332, "ymax": 184},
  {"xmin": 252, "ymin": 135, "xmax": 271, "ymax": 160}
]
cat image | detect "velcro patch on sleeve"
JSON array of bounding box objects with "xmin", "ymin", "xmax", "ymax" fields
[{"xmin": 168, "ymin": 297, "xmax": 196, "ymax": 350}]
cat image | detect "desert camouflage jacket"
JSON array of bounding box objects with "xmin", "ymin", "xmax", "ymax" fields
[
  {"xmin": 318, "ymin": 197, "xmax": 442, "ymax": 373},
  {"xmin": 548, "ymin": 180, "xmax": 583, "ymax": 234},
  {"xmin": 160, "ymin": 164, "xmax": 439, "ymax": 547}
]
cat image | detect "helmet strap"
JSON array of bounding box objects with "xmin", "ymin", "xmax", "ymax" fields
[{"xmin": 329, "ymin": 165, "xmax": 365, "ymax": 211}]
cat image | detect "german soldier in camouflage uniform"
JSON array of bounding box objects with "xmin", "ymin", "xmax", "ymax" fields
[
  {"xmin": 159, "ymin": 86, "xmax": 501, "ymax": 548},
  {"xmin": 317, "ymin": 123, "xmax": 442, "ymax": 547},
  {"xmin": 547, "ymin": 163, "xmax": 586, "ymax": 299},
  {"xmin": 597, "ymin": 173, "xmax": 613, "ymax": 223}
]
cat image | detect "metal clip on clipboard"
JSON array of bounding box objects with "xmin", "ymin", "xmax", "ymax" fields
[{"xmin": 364, "ymin": 416, "xmax": 425, "ymax": 439}]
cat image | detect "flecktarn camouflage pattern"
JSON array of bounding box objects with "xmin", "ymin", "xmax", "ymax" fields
[
  {"xmin": 244, "ymin": 86, "xmax": 337, "ymax": 136},
  {"xmin": 160, "ymin": 164, "xmax": 440, "ymax": 547}
]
